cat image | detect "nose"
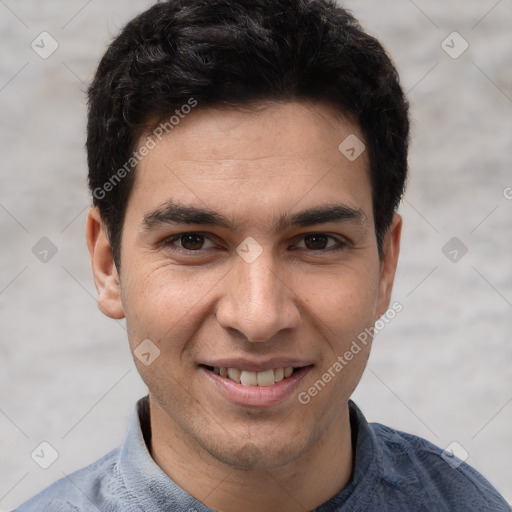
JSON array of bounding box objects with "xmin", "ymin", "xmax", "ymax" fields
[{"xmin": 215, "ymin": 252, "xmax": 301, "ymax": 343}]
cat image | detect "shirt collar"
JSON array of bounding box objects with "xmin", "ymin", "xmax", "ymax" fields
[
  {"xmin": 316, "ymin": 400, "xmax": 420, "ymax": 511},
  {"xmin": 118, "ymin": 396, "xmax": 213, "ymax": 511}
]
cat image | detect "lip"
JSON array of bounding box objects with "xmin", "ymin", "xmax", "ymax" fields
[
  {"xmin": 200, "ymin": 358, "xmax": 312, "ymax": 373},
  {"xmin": 199, "ymin": 364, "xmax": 313, "ymax": 407}
]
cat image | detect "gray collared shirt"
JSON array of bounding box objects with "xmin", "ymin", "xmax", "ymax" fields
[{"xmin": 13, "ymin": 396, "xmax": 510, "ymax": 511}]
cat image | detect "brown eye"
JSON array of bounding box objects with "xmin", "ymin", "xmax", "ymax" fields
[
  {"xmin": 293, "ymin": 233, "xmax": 344, "ymax": 252},
  {"xmin": 304, "ymin": 234, "xmax": 329, "ymax": 250},
  {"xmin": 179, "ymin": 233, "xmax": 205, "ymax": 250},
  {"xmin": 163, "ymin": 232, "xmax": 217, "ymax": 253}
]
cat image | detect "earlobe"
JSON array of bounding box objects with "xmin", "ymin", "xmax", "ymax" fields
[
  {"xmin": 86, "ymin": 207, "xmax": 125, "ymax": 319},
  {"xmin": 376, "ymin": 213, "xmax": 402, "ymax": 319}
]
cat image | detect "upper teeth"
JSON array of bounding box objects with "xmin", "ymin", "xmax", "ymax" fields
[{"xmin": 213, "ymin": 367, "xmax": 294, "ymax": 386}]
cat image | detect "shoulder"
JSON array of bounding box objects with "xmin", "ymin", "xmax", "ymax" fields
[
  {"xmin": 371, "ymin": 422, "xmax": 510, "ymax": 511},
  {"xmin": 12, "ymin": 448, "xmax": 125, "ymax": 512}
]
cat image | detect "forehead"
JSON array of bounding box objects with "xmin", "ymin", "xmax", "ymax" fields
[
  {"xmin": 142, "ymin": 101, "xmax": 364, "ymax": 165},
  {"xmin": 127, "ymin": 101, "xmax": 373, "ymax": 227}
]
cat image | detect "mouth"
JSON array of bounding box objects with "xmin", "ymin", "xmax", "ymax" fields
[
  {"xmin": 202, "ymin": 365, "xmax": 301, "ymax": 387},
  {"xmin": 199, "ymin": 363, "xmax": 313, "ymax": 407}
]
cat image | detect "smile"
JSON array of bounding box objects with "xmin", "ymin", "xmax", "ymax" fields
[
  {"xmin": 205, "ymin": 366, "xmax": 295, "ymax": 386},
  {"xmin": 200, "ymin": 364, "xmax": 313, "ymax": 407}
]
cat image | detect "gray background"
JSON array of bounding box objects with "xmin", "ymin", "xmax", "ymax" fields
[{"xmin": 1, "ymin": 0, "xmax": 511, "ymax": 509}]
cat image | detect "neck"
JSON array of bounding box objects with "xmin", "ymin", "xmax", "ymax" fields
[{"xmin": 148, "ymin": 398, "xmax": 354, "ymax": 512}]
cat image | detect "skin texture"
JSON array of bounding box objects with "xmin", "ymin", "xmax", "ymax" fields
[{"xmin": 86, "ymin": 101, "xmax": 401, "ymax": 512}]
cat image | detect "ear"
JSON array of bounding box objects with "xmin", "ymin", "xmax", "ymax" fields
[
  {"xmin": 376, "ymin": 213, "xmax": 402, "ymax": 319},
  {"xmin": 86, "ymin": 207, "xmax": 125, "ymax": 319}
]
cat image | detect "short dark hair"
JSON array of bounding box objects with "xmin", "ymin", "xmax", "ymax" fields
[{"xmin": 87, "ymin": 0, "xmax": 409, "ymax": 270}]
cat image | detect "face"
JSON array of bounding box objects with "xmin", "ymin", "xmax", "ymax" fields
[{"xmin": 88, "ymin": 101, "xmax": 400, "ymax": 470}]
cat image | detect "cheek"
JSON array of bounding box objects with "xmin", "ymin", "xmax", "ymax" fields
[
  {"xmin": 299, "ymin": 261, "xmax": 380, "ymax": 338},
  {"xmin": 296, "ymin": 268, "xmax": 379, "ymax": 415},
  {"xmin": 121, "ymin": 264, "xmax": 222, "ymax": 352}
]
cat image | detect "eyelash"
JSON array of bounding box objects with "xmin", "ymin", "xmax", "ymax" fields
[{"xmin": 162, "ymin": 232, "xmax": 347, "ymax": 253}]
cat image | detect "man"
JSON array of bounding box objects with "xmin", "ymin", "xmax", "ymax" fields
[{"xmin": 14, "ymin": 0, "xmax": 510, "ymax": 510}]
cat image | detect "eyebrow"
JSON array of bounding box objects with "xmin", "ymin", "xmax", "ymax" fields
[{"xmin": 141, "ymin": 200, "xmax": 367, "ymax": 232}]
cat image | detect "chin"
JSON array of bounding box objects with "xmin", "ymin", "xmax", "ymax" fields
[{"xmin": 194, "ymin": 423, "xmax": 318, "ymax": 471}]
